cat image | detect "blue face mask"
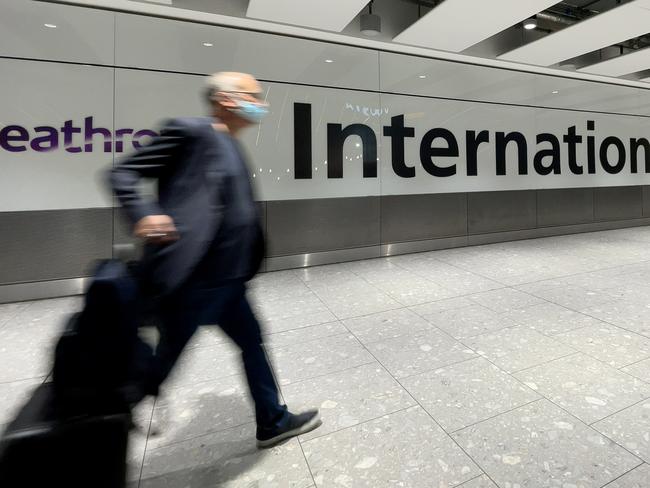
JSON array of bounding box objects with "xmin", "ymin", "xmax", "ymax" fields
[{"xmin": 232, "ymin": 100, "xmax": 268, "ymax": 123}]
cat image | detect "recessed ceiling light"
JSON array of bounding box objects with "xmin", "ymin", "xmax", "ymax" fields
[
  {"xmin": 44, "ymin": 23, "xmax": 57, "ymax": 28},
  {"xmin": 325, "ymin": 59, "xmax": 334, "ymax": 63},
  {"xmin": 202, "ymin": 42, "xmax": 213, "ymax": 47},
  {"xmin": 552, "ymin": 90, "xmax": 559, "ymax": 94},
  {"xmin": 419, "ymin": 75, "xmax": 427, "ymax": 79},
  {"xmin": 523, "ymin": 17, "xmax": 537, "ymax": 30}
]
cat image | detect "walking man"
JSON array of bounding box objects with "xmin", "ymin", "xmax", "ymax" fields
[{"xmin": 110, "ymin": 71, "xmax": 320, "ymax": 448}]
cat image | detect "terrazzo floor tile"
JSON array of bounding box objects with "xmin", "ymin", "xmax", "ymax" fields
[
  {"xmin": 402, "ymin": 357, "xmax": 540, "ymax": 432},
  {"xmin": 593, "ymin": 400, "xmax": 650, "ymax": 463},
  {"xmin": 555, "ymin": 324, "xmax": 650, "ymax": 368},
  {"xmin": 281, "ymin": 363, "xmax": 414, "ymax": 440},
  {"xmin": 505, "ymin": 302, "xmax": 604, "ymax": 336},
  {"xmin": 342, "ymin": 308, "xmax": 434, "ymax": 345},
  {"xmin": 165, "ymin": 341, "xmax": 242, "ymax": 389},
  {"xmin": 261, "ymin": 310, "xmax": 339, "ymax": 334},
  {"xmin": 271, "ymin": 333, "xmax": 375, "ymax": 386},
  {"xmin": 313, "ymin": 289, "xmax": 402, "ymax": 320},
  {"xmin": 263, "ymin": 321, "xmax": 349, "ymax": 349},
  {"xmin": 408, "ymin": 297, "xmax": 476, "ymax": 316},
  {"xmin": 0, "ymin": 377, "xmax": 44, "ymax": 428},
  {"xmin": 148, "ymin": 374, "xmax": 253, "ymax": 449},
  {"xmin": 0, "ymin": 302, "xmax": 29, "ymax": 328},
  {"xmin": 303, "ymin": 406, "xmax": 481, "ymax": 488},
  {"xmin": 514, "ymin": 353, "xmax": 650, "ymax": 424},
  {"xmin": 452, "ymin": 400, "xmax": 642, "ymax": 488},
  {"xmin": 457, "ymin": 475, "xmax": 498, "ymax": 488},
  {"xmin": 369, "ymin": 277, "xmax": 458, "ymax": 306},
  {"xmin": 465, "ymin": 327, "xmax": 576, "ymax": 373},
  {"xmin": 423, "ymin": 304, "xmax": 518, "ymax": 340},
  {"xmin": 603, "ymin": 463, "xmax": 650, "ymax": 488},
  {"xmin": 140, "ymin": 424, "xmax": 313, "ymax": 488},
  {"xmin": 623, "ymin": 358, "xmax": 650, "ymax": 383},
  {"xmin": 366, "ymin": 328, "xmax": 476, "ymax": 378},
  {"xmin": 467, "ymin": 288, "xmax": 545, "ymax": 313},
  {"xmin": 518, "ymin": 282, "xmax": 621, "ymax": 311}
]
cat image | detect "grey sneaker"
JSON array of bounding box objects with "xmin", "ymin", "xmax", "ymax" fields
[{"xmin": 256, "ymin": 410, "xmax": 321, "ymax": 448}]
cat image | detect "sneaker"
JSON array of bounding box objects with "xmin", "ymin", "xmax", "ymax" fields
[{"xmin": 256, "ymin": 409, "xmax": 322, "ymax": 448}]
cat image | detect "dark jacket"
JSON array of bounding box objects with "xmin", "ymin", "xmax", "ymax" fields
[{"xmin": 110, "ymin": 117, "xmax": 264, "ymax": 295}]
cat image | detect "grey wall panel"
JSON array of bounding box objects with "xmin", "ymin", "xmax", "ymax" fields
[
  {"xmin": 381, "ymin": 194, "xmax": 467, "ymax": 243},
  {"xmin": 643, "ymin": 186, "xmax": 650, "ymax": 217},
  {"xmin": 0, "ymin": 209, "xmax": 112, "ymax": 285},
  {"xmin": 536, "ymin": 188, "xmax": 594, "ymax": 227},
  {"xmin": 266, "ymin": 197, "xmax": 380, "ymax": 256},
  {"xmin": 594, "ymin": 186, "xmax": 643, "ymax": 221},
  {"xmin": 468, "ymin": 191, "xmax": 537, "ymax": 234}
]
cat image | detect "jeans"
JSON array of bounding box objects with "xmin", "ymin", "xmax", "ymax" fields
[{"xmin": 145, "ymin": 279, "xmax": 287, "ymax": 428}]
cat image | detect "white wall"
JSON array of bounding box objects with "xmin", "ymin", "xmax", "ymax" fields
[{"xmin": 1, "ymin": 0, "xmax": 650, "ymax": 211}]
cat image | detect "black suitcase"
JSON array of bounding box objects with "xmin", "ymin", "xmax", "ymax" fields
[
  {"xmin": 0, "ymin": 259, "xmax": 153, "ymax": 487},
  {"xmin": 0, "ymin": 382, "xmax": 130, "ymax": 488}
]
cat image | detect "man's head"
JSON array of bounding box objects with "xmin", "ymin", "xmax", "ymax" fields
[{"xmin": 205, "ymin": 72, "xmax": 268, "ymax": 131}]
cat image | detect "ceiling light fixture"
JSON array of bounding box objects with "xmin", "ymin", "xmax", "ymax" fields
[
  {"xmin": 202, "ymin": 42, "xmax": 213, "ymax": 47},
  {"xmin": 523, "ymin": 17, "xmax": 538, "ymax": 30},
  {"xmin": 325, "ymin": 59, "xmax": 334, "ymax": 63},
  {"xmin": 44, "ymin": 23, "xmax": 57, "ymax": 28},
  {"xmin": 419, "ymin": 75, "xmax": 427, "ymax": 79},
  {"xmin": 360, "ymin": 1, "xmax": 381, "ymax": 37},
  {"xmin": 552, "ymin": 90, "xmax": 559, "ymax": 94}
]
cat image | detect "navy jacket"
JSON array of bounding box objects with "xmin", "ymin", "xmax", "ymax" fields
[{"xmin": 110, "ymin": 117, "xmax": 264, "ymax": 295}]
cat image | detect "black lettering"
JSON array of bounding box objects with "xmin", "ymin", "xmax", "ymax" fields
[
  {"xmin": 383, "ymin": 115, "xmax": 415, "ymax": 178},
  {"xmin": 419, "ymin": 128, "xmax": 458, "ymax": 177},
  {"xmin": 327, "ymin": 123, "xmax": 377, "ymax": 178},
  {"xmin": 563, "ymin": 126, "xmax": 584, "ymax": 175},
  {"xmin": 587, "ymin": 120, "xmax": 596, "ymax": 174},
  {"xmin": 599, "ymin": 136, "xmax": 626, "ymax": 174},
  {"xmin": 534, "ymin": 133, "xmax": 561, "ymax": 175},
  {"xmin": 630, "ymin": 138, "xmax": 650, "ymax": 174},
  {"xmin": 466, "ymin": 130, "xmax": 489, "ymax": 176},
  {"xmin": 496, "ymin": 131, "xmax": 527, "ymax": 176},
  {"xmin": 293, "ymin": 103, "xmax": 312, "ymax": 179}
]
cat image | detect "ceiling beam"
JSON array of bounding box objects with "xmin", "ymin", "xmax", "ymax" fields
[
  {"xmin": 246, "ymin": 0, "xmax": 369, "ymax": 32},
  {"xmin": 393, "ymin": 0, "xmax": 559, "ymax": 52},
  {"xmin": 499, "ymin": 0, "xmax": 650, "ymax": 66},
  {"xmin": 578, "ymin": 46, "xmax": 650, "ymax": 76}
]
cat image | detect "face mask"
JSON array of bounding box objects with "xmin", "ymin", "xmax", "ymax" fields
[{"xmin": 232, "ymin": 100, "xmax": 268, "ymax": 123}]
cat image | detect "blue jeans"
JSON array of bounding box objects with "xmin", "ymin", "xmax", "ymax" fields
[{"xmin": 146, "ymin": 279, "xmax": 287, "ymax": 428}]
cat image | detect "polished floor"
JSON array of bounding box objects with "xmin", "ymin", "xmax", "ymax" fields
[{"xmin": 3, "ymin": 228, "xmax": 650, "ymax": 487}]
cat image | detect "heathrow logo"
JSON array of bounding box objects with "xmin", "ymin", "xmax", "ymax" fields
[{"xmin": 0, "ymin": 117, "xmax": 156, "ymax": 153}]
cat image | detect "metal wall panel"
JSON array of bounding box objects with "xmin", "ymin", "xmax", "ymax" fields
[
  {"xmin": 0, "ymin": 209, "xmax": 112, "ymax": 285},
  {"xmin": 467, "ymin": 190, "xmax": 537, "ymax": 234},
  {"xmin": 594, "ymin": 186, "xmax": 643, "ymax": 221},
  {"xmin": 643, "ymin": 186, "xmax": 650, "ymax": 217},
  {"xmin": 266, "ymin": 197, "xmax": 380, "ymax": 256},
  {"xmin": 380, "ymin": 193, "xmax": 467, "ymax": 243},
  {"xmin": 536, "ymin": 188, "xmax": 595, "ymax": 227}
]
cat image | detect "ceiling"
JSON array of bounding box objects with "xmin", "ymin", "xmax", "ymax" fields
[{"xmin": 106, "ymin": 0, "xmax": 650, "ymax": 83}]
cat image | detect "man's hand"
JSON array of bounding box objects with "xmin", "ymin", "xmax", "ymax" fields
[{"xmin": 134, "ymin": 215, "xmax": 179, "ymax": 244}]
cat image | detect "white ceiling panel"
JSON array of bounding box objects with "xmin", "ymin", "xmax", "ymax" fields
[
  {"xmin": 578, "ymin": 47, "xmax": 650, "ymax": 76},
  {"xmin": 499, "ymin": 0, "xmax": 650, "ymax": 66},
  {"xmin": 246, "ymin": 0, "xmax": 369, "ymax": 32},
  {"xmin": 642, "ymin": 76, "xmax": 650, "ymax": 82},
  {"xmin": 392, "ymin": 0, "xmax": 558, "ymax": 52}
]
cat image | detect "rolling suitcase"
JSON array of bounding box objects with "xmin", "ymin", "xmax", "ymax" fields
[{"xmin": 0, "ymin": 259, "xmax": 153, "ymax": 488}]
